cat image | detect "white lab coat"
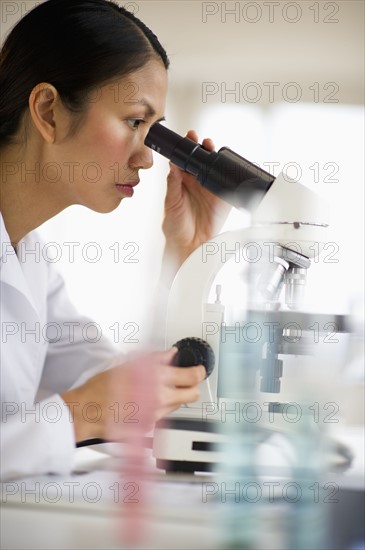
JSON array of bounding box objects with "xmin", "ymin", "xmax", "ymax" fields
[{"xmin": 0, "ymin": 213, "xmax": 118, "ymax": 481}]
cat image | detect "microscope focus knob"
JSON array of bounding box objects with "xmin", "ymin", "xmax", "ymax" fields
[{"xmin": 172, "ymin": 337, "xmax": 215, "ymax": 378}]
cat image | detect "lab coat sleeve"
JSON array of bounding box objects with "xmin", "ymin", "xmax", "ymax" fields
[
  {"xmin": 1, "ymin": 261, "xmax": 123, "ymax": 481},
  {"xmin": 0, "ymin": 395, "xmax": 76, "ymax": 481}
]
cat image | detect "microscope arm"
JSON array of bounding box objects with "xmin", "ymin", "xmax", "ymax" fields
[
  {"xmin": 166, "ymin": 171, "xmax": 329, "ymax": 346},
  {"xmin": 165, "ymin": 172, "xmax": 330, "ymax": 406},
  {"xmin": 165, "ymin": 227, "xmax": 257, "ymax": 347}
]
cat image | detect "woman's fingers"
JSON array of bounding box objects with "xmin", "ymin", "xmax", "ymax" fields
[
  {"xmin": 185, "ymin": 129, "xmax": 198, "ymax": 142},
  {"xmin": 156, "ymin": 346, "xmax": 178, "ymax": 365},
  {"xmin": 201, "ymin": 137, "xmax": 215, "ymax": 152},
  {"xmin": 161, "ymin": 364, "xmax": 206, "ymax": 387},
  {"xmin": 149, "ymin": 362, "xmax": 206, "ymax": 420},
  {"xmin": 157, "ymin": 384, "xmax": 202, "ymax": 418},
  {"xmin": 67, "ymin": 352, "xmax": 207, "ymax": 440},
  {"xmin": 185, "ymin": 129, "xmax": 215, "ymax": 152}
]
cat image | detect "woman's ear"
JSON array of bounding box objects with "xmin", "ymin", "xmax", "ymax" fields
[{"xmin": 28, "ymin": 83, "xmax": 60, "ymax": 143}]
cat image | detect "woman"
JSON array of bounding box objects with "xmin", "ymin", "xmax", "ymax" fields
[{"xmin": 0, "ymin": 0, "xmax": 229, "ymax": 480}]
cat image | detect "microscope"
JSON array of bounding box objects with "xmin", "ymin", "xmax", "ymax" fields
[{"xmin": 145, "ymin": 124, "xmax": 349, "ymax": 473}]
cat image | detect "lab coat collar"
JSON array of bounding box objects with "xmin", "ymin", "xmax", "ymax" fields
[{"xmin": 0, "ymin": 213, "xmax": 40, "ymax": 315}]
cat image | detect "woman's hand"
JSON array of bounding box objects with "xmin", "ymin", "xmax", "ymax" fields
[
  {"xmin": 61, "ymin": 348, "xmax": 205, "ymax": 443},
  {"xmin": 162, "ymin": 130, "xmax": 231, "ymax": 272}
]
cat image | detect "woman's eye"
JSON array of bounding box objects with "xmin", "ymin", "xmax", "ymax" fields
[{"xmin": 127, "ymin": 119, "xmax": 144, "ymax": 130}]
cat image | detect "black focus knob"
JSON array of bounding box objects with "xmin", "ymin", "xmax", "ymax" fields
[{"xmin": 172, "ymin": 337, "xmax": 215, "ymax": 378}]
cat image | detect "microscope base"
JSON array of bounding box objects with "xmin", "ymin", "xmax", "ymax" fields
[
  {"xmin": 152, "ymin": 418, "xmax": 225, "ymax": 473},
  {"xmin": 152, "ymin": 415, "xmax": 354, "ymax": 474},
  {"xmin": 152, "ymin": 416, "xmax": 281, "ymax": 473},
  {"xmin": 156, "ymin": 459, "xmax": 214, "ymax": 473}
]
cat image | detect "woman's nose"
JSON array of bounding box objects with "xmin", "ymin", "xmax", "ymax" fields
[{"xmin": 132, "ymin": 145, "xmax": 154, "ymax": 170}]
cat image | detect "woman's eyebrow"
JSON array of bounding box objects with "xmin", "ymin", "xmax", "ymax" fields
[{"xmin": 139, "ymin": 100, "xmax": 165, "ymax": 122}]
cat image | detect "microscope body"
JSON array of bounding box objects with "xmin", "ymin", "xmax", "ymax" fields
[{"xmin": 152, "ymin": 171, "xmax": 342, "ymax": 472}]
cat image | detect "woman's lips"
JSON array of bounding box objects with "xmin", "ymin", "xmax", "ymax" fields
[{"xmin": 115, "ymin": 181, "xmax": 139, "ymax": 197}]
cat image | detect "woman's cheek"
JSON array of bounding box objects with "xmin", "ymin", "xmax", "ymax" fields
[{"xmin": 98, "ymin": 128, "xmax": 131, "ymax": 162}]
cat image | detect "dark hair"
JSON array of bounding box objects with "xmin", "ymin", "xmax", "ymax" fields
[{"xmin": 0, "ymin": 0, "xmax": 169, "ymax": 148}]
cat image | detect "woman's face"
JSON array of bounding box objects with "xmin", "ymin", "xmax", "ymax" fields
[{"xmin": 52, "ymin": 58, "xmax": 168, "ymax": 213}]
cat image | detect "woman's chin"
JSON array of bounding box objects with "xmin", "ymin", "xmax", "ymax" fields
[{"xmin": 90, "ymin": 197, "xmax": 125, "ymax": 214}]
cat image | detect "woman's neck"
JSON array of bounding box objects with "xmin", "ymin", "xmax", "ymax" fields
[{"xmin": 0, "ymin": 142, "xmax": 70, "ymax": 245}]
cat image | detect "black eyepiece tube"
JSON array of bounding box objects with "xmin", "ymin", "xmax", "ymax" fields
[{"xmin": 145, "ymin": 123, "xmax": 275, "ymax": 211}]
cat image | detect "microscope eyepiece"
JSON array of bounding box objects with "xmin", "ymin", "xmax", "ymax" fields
[{"xmin": 145, "ymin": 123, "xmax": 275, "ymax": 211}]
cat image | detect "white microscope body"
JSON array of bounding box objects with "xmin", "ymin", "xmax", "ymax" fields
[{"xmin": 152, "ymin": 171, "xmax": 331, "ymax": 471}]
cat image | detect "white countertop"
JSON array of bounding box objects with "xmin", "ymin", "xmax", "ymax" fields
[{"xmin": 1, "ymin": 427, "xmax": 363, "ymax": 550}]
